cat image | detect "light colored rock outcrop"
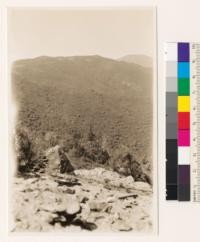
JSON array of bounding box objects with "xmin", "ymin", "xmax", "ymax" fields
[{"xmin": 12, "ymin": 167, "xmax": 153, "ymax": 233}]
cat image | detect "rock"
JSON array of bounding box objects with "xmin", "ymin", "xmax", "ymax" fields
[
  {"xmin": 50, "ymin": 211, "xmax": 77, "ymax": 226},
  {"xmin": 59, "ymin": 148, "xmax": 74, "ymax": 174},
  {"xmin": 66, "ymin": 188, "xmax": 75, "ymax": 194},
  {"xmin": 55, "ymin": 179, "xmax": 81, "ymax": 187},
  {"xmin": 113, "ymin": 212, "xmax": 120, "ymax": 220},
  {"xmin": 42, "ymin": 195, "xmax": 81, "ymax": 215},
  {"xmin": 105, "ymin": 205, "xmax": 113, "ymax": 214},
  {"xmin": 78, "ymin": 203, "xmax": 91, "ymax": 219},
  {"xmin": 45, "ymin": 145, "xmax": 60, "ymax": 175},
  {"xmin": 74, "ymin": 168, "xmax": 121, "ymax": 184},
  {"xmin": 95, "ymin": 215, "xmax": 105, "ymax": 221},
  {"xmin": 133, "ymin": 181, "xmax": 151, "ymax": 191},
  {"xmin": 65, "ymin": 196, "xmax": 81, "ymax": 215},
  {"xmin": 118, "ymin": 194, "xmax": 138, "ymax": 200},
  {"xmin": 72, "ymin": 219, "xmax": 97, "ymax": 231},
  {"xmin": 104, "ymin": 178, "xmax": 110, "ymax": 183},
  {"xmin": 89, "ymin": 201, "xmax": 107, "ymax": 212},
  {"xmin": 80, "ymin": 196, "xmax": 89, "ymax": 204},
  {"xmin": 125, "ymin": 205, "xmax": 132, "ymax": 208},
  {"xmin": 112, "ymin": 220, "xmax": 132, "ymax": 232},
  {"xmin": 45, "ymin": 145, "xmax": 74, "ymax": 175},
  {"xmin": 121, "ymin": 176, "xmax": 135, "ymax": 187},
  {"xmin": 106, "ymin": 196, "xmax": 116, "ymax": 203}
]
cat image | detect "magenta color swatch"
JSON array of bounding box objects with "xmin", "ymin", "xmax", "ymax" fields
[{"xmin": 178, "ymin": 130, "xmax": 190, "ymax": 146}]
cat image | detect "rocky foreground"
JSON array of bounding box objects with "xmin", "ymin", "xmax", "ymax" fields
[{"xmin": 12, "ymin": 168, "xmax": 153, "ymax": 233}]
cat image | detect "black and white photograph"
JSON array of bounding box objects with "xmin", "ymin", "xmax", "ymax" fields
[{"xmin": 8, "ymin": 7, "xmax": 156, "ymax": 233}]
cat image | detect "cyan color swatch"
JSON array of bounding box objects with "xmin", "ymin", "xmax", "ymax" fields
[{"xmin": 178, "ymin": 62, "xmax": 190, "ymax": 78}]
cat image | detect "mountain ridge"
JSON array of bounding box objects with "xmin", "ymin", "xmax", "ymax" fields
[{"xmin": 118, "ymin": 54, "xmax": 153, "ymax": 68}]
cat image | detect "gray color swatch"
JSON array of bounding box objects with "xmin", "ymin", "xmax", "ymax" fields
[
  {"xmin": 166, "ymin": 61, "xmax": 177, "ymax": 77},
  {"xmin": 166, "ymin": 77, "xmax": 177, "ymax": 92},
  {"xmin": 166, "ymin": 107, "xmax": 177, "ymax": 123},
  {"xmin": 166, "ymin": 123, "xmax": 177, "ymax": 139},
  {"xmin": 166, "ymin": 92, "xmax": 177, "ymax": 108}
]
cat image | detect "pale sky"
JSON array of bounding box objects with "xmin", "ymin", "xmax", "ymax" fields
[{"xmin": 8, "ymin": 8, "xmax": 155, "ymax": 62}]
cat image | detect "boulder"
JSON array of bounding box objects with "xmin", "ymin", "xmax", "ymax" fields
[
  {"xmin": 65, "ymin": 196, "xmax": 81, "ymax": 215},
  {"xmin": 42, "ymin": 194, "xmax": 81, "ymax": 215},
  {"xmin": 45, "ymin": 145, "xmax": 74, "ymax": 175}
]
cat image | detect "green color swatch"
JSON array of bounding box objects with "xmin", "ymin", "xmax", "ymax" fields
[{"xmin": 178, "ymin": 78, "xmax": 190, "ymax": 96}]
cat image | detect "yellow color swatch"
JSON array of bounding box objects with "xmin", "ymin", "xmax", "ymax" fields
[{"xmin": 178, "ymin": 96, "xmax": 190, "ymax": 112}]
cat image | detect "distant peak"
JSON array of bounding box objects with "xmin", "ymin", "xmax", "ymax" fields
[{"xmin": 118, "ymin": 54, "xmax": 152, "ymax": 68}]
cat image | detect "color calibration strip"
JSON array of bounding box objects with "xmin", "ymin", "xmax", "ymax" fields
[
  {"xmin": 166, "ymin": 43, "xmax": 178, "ymax": 200},
  {"xmin": 178, "ymin": 43, "xmax": 190, "ymax": 201},
  {"xmin": 166, "ymin": 42, "xmax": 191, "ymax": 201}
]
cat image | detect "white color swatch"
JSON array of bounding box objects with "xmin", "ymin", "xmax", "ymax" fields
[
  {"xmin": 178, "ymin": 147, "xmax": 190, "ymax": 165},
  {"xmin": 165, "ymin": 42, "xmax": 177, "ymax": 61}
]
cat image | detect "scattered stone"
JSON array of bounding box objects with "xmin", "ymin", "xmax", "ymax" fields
[
  {"xmin": 55, "ymin": 179, "xmax": 81, "ymax": 187},
  {"xmin": 106, "ymin": 196, "xmax": 115, "ymax": 203},
  {"xmin": 80, "ymin": 196, "xmax": 89, "ymax": 204},
  {"xmin": 104, "ymin": 178, "xmax": 110, "ymax": 183},
  {"xmin": 118, "ymin": 194, "xmax": 138, "ymax": 200},
  {"xmin": 133, "ymin": 181, "xmax": 152, "ymax": 191},
  {"xmin": 89, "ymin": 202, "xmax": 107, "ymax": 212},
  {"xmin": 72, "ymin": 219, "xmax": 97, "ymax": 231},
  {"xmin": 50, "ymin": 211, "xmax": 77, "ymax": 226},
  {"xmin": 95, "ymin": 215, "xmax": 105, "ymax": 220},
  {"xmin": 105, "ymin": 205, "xmax": 113, "ymax": 214},
  {"xmin": 113, "ymin": 212, "xmax": 120, "ymax": 220},
  {"xmin": 112, "ymin": 220, "xmax": 133, "ymax": 232},
  {"xmin": 104, "ymin": 185, "xmax": 112, "ymax": 190},
  {"xmin": 22, "ymin": 188, "xmax": 34, "ymax": 193},
  {"xmin": 66, "ymin": 188, "xmax": 75, "ymax": 194},
  {"xmin": 82, "ymin": 188, "xmax": 90, "ymax": 192},
  {"xmin": 12, "ymin": 167, "xmax": 153, "ymax": 233}
]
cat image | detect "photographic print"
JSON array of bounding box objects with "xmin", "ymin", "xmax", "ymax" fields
[{"xmin": 8, "ymin": 7, "xmax": 156, "ymax": 233}]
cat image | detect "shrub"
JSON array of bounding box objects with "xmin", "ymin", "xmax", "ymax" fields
[
  {"xmin": 82, "ymin": 129, "xmax": 110, "ymax": 164},
  {"xmin": 44, "ymin": 131, "xmax": 58, "ymax": 147},
  {"xmin": 87, "ymin": 126, "xmax": 96, "ymax": 141},
  {"xmin": 110, "ymin": 145, "xmax": 152, "ymax": 184},
  {"xmin": 60, "ymin": 134, "xmax": 74, "ymax": 152},
  {"xmin": 74, "ymin": 144, "xmax": 85, "ymax": 158},
  {"xmin": 112, "ymin": 148, "xmax": 132, "ymax": 176},
  {"xmin": 14, "ymin": 126, "xmax": 34, "ymax": 173}
]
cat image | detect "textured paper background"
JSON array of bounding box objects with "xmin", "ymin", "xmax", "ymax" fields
[{"xmin": 1, "ymin": 0, "xmax": 200, "ymax": 242}]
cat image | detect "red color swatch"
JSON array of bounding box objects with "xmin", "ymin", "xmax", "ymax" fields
[{"xmin": 178, "ymin": 112, "xmax": 190, "ymax": 129}]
